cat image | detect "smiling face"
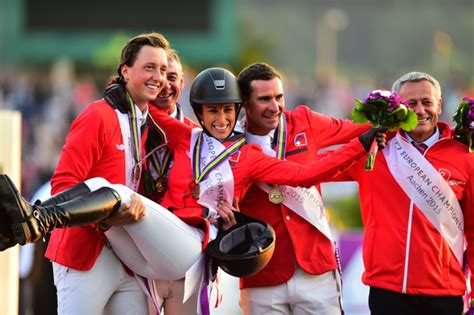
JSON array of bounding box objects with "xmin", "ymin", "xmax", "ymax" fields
[
  {"xmin": 150, "ymin": 57, "xmax": 184, "ymax": 113},
  {"xmin": 198, "ymin": 103, "xmax": 236, "ymax": 140},
  {"xmin": 243, "ymin": 78, "xmax": 285, "ymax": 135},
  {"xmin": 399, "ymin": 80, "xmax": 442, "ymax": 142},
  {"xmin": 121, "ymin": 45, "xmax": 168, "ymax": 110}
]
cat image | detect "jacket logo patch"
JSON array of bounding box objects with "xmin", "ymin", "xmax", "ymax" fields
[
  {"xmin": 229, "ymin": 151, "xmax": 241, "ymax": 163},
  {"xmin": 116, "ymin": 144, "xmax": 125, "ymax": 151},
  {"xmin": 438, "ymin": 168, "xmax": 451, "ymax": 181},
  {"xmin": 437, "ymin": 168, "xmax": 465, "ymax": 186},
  {"xmin": 294, "ymin": 132, "xmax": 307, "ymax": 147}
]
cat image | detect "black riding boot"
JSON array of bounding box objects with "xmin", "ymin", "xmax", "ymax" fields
[
  {"xmin": 38, "ymin": 182, "xmax": 91, "ymax": 207},
  {"xmin": 0, "ymin": 210, "xmax": 16, "ymax": 251},
  {"xmin": 0, "ymin": 178, "xmax": 91, "ymax": 251},
  {"xmin": 0, "ymin": 174, "xmax": 121, "ymax": 251}
]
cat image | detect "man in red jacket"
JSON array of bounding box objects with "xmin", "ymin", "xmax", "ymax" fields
[
  {"xmin": 336, "ymin": 72, "xmax": 474, "ymax": 315},
  {"xmin": 236, "ymin": 62, "xmax": 369, "ymax": 314},
  {"xmin": 142, "ymin": 48, "xmax": 199, "ymax": 315},
  {"xmin": 145, "ymin": 48, "xmax": 197, "ymax": 203},
  {"xmin": 44, "ymin": 33, "xmax": 169, "ymax": 315}
]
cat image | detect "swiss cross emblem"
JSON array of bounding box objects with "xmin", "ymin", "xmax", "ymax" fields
[{"xmin": 294, "ymin": 132, "xmax": 307, "ymax": 147}]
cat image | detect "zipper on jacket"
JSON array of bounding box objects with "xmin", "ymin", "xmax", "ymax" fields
[{"xmin": 402, "ymin": 200, "xmax": 415, "ymax": 293}]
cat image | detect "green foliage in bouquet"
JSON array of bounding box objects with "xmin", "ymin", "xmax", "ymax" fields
[
  {"xmin": 352, "ymin": 89, "xmax": 418, "ymax": 131},
  {"xmin": 453, "ymin": 96, "xmax": 474, "ymax": 152},
  {"xmin": 352, "ymin": 89, "xmax": 418, "ymax": 170}
]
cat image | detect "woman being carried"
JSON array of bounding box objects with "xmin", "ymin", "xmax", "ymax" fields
[{"xmin": 0, "ymin": 67, "xmax": 385, "ymax": 308}]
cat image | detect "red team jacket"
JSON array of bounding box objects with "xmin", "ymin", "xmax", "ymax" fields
[
  {"xmin": 45, "ymin": 99, "xmax": 148, "ymax": 270},
  {"xmin": 337, "ymin": 122, "xmax": 474, "ymax": 296},
  {"xmin": 149, "ymin": 105, "xmax": 367, "ymax": 246},
  {"xmin": 238, "ymin": 105, "xmax": 369, "ymax": 289}
]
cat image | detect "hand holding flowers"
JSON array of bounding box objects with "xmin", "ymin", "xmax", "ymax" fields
[{"xmin": 352, "ymin": 89, "xmax": 418, "ymax": 170}]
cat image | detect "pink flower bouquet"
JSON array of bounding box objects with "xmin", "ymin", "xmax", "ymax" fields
[{"xmin": 352, "ymin": 89, "xmax": 418, "ymax": 170}]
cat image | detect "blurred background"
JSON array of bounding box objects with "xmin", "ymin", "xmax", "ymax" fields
[{"xmin": 0, "ymin": 0, "xmax": 472, "ymax": 314}]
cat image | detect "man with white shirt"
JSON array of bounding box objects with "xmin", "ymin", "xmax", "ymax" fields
[
  {"xmin": 336, "ymin": 72, "xmax": 474, "ymax": 315},
  {"xmin": 236, "ymin": 62, "xmax": 369, "ymax": 315}
]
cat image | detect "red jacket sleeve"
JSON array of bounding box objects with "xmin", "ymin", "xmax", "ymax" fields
[
  {"xmin": 247, "ymin": 137, "xmax": 365, "ymax": 187},
  {"xmin": 51, "ymin": 103, "xmax": 110, "ymax": 194},
  {"xmin": 296, "ymin": 106, "xmax": 370, "ymax": 147}
]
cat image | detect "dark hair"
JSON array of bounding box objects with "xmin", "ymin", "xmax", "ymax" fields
[
  {"xmin": 110, "ymin": 32, "xmax": 170, "ymax": 85},
  {"xmin": 237, "ymin": 62, "xmax": 281, "ymax": 101}
]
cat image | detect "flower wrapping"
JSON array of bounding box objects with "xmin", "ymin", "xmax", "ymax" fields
[
  {"xmin": 352, "ymin": 89, "xmax": 418, "ymax": 170},
  {"xmin": 453, "ymin": 96, "xmax": 474, "ymax": 152}
]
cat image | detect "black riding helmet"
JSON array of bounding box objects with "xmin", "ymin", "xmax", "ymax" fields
[
  {"xmin": 189, "ymin": 67, "xmax": 242, "ymax": 138},
  {"xmin": 206, "ymin": 211, "xmax": 276, "ymax": 278}
]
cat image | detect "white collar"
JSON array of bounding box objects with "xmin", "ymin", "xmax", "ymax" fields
[
  {"xmin": 169, "ymin": 106, "xmax": 179, "ymax": 119},
  {"xmin": 405, "ymin": 126, "xmax": 440, "ymax": 148},
  {"xmin": 248, "ymin": 129, "xmax": 276, "ymax": 141},
  {"xmin": 135, "ymin": 105, "xmax": 149, "ymax": 127},
  {"xmin": 236, "ymin": 120, "xmax": 276, "ymax": 141},
  {"xmin": 245, "ymin": 129, "xmax": 276, "ymax": 158}
]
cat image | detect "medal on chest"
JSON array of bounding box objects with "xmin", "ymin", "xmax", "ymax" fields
[
  {"xmin": 264, "ymin": 114, "xmax": 287, "ymax": 205},
  {"xmin": 154, "ymin": 177, "xmax": 167, "ymax": 193},
  {"xmin": 133, "ymin": 164, "xmax": 141, "ymax": 182},
  {"xmin": 150, "ymin": 149, "xmax": 172, "ymax": 194},
  {"xmin": 191, "ymin": 184, "xmax": 201, "ymax": 199},
  {"xmin": 268, "ymin": 186, "xmax": 284, "ymax": 204},
  {"xmin": 146, "ymin": 116, "xmax": 173, "ymax": 195}
]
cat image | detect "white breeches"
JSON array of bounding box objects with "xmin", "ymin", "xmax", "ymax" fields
[
  {"xmin": 52, "ymin": 247, "xmax": 148, "ymax": 315},
  {"xmin": 84, "ymin": 177, "xmax": 204, "ymax": 281}
]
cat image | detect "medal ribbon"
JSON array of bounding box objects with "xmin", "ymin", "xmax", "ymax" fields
[
  {"xmin": 151, "ymin": 151, "xmax": 172, "ymax": 178},
  {"xmin": 147, "ymin": 113, "xmax": 172, "ymax": 178},
  {"xmin": 267, "ymin": 114, "xmax": 287, "ymax": 193},
  {"xmin": 126, "ymin": 93, "xmax": 144, "ymax": 179},
  {"xmin": 192, "ymin": 131, "xmax": 246, "ymax": 183},
  {"xmin": 275, "ymin": 113, "xmax": 287, "ymax": 160}
]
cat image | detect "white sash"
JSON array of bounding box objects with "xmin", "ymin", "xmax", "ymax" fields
[
  {"xmin": 383, "ymin": 133, "xmax": 464, "ymax": 265},
  {"xmin": 190, "ymin": 128, "xmax": 235, "ymax": 219},
  {"xmin": 247, "ymin": 133, "xmax": 334, "ymax": 243},
  {"xmin": 256, "ymin": 182, "xmax": 334, "ymax": 243},
  {"xmin": 246, "ymin": 128, "xmax": 343, "ymax": 308},
  {"xmin": 115, "ymin": 109, "xmax": 142, "ymax": 191},
  {"xmin": 183, "ymin": 129, "xmax": 235, "ymax": 309}
]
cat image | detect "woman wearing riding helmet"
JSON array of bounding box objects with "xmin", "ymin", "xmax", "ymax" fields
[
  {"xmin": 147, "ymin": 67, "xmax": 385, "ymax": 232},
  {"xmin": 0, "ymin": 67, "xmax": 385, "ymax": 313}
]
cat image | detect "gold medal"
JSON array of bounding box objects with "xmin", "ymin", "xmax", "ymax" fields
[
  {"xmin": 191, "ymin": 184, "xmax": 200, "ymax": 199},
  {"xmin": 155, "ymin": 177, "xmax": 167, "ymax": 193},
  {"xmin": 133, "ymin": 164, "xmax": 141, "ymax": 181},
  {"xmin": 268, "ymin": 187, "xmax": 284, "ymax": 204}
]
